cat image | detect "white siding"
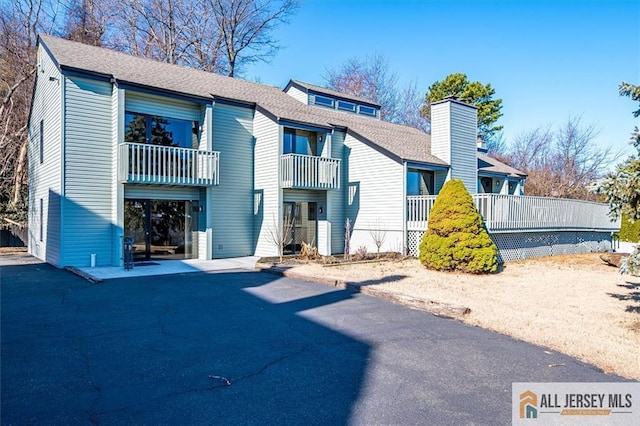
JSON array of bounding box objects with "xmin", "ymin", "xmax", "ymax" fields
[
  {"xmin": 431, "ymin": 100, "xmax": 478, "ymax": 194},
  {"xmin": 28, "ymin": 44, "xmax": 63, "ymax": 266},
  {"xmin": 63, "ymin": 76, "xmax": 114, "ymax": 267},
  {"xmin": 329, "ymin": 131, "xmax": 346, "ymax": 253},
  {"xmin": 344, "ymin": 133, "xmax": 404, "ymax": 254},
  {"xmin": 284, "ymin": 85, "xmax": 308, "ymax": 104},
  {"xmin": 211, "ymin": 103, "xmax": 255, "ymax": 258},
  {"xmin": 253, "ymin": 111, "xmax": 281, "ymax": 257},
  {"xmin": 125, "ymin": 91, "xmax": 201, "ymax": 121}
]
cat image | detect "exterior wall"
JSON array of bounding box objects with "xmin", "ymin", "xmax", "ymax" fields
[
  {"xmin": 329, "ymin": 131, "xmax": 346, "ymax": 253},
  {"xmin": 28, "ymin": 44, "xmax": 63, "ymax": 265},
  {"xmin": 431, "ymin": 100, "xmax": 478, "ymax": 194},
  {"xmin": 344, "ymin": 133, "xmax": 404, "ymax": 254},
  {"xmin": 253, "ymin": 110, "xmax": 281, "ymax": 257},
  {"xmin": 124, "ymin": 91, "xmax": 201, "ymax": 121},
  {"xmin": 111, "ymin": 86, "xmax": 125, "ymax": 266},
  {"xmin": 124, "ymin": 185, "xmax": 199, "ymax": 200},
  {"xmin": 211, "ymin": 103, "xmax": 255, "ymax": 258},
  {"xmin": 284, "ymin": 85, "xmax": 308, "ymax": 104},
  {"xmin": 62, "ymin": 76, "xmax": 114, "ymax": 267}
]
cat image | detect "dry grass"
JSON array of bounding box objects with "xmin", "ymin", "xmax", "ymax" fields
[{"xmin": 283, "ymin": 253, "xmax": 640, "ymax": 380}]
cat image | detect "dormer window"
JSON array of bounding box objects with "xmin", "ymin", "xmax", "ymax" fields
[
  {"xmin": 337, "ymin": 100, "xmax": 356, "ymax": 112},
  {"xmin": 313, "ymin": 95, "xmax": 334, "ymax": 108},
  {"xmin": 358, "ymin": 105, "xmax": 377, "ymax": 117}
]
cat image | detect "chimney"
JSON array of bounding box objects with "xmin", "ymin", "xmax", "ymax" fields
[
  {"xmin": 430, "ymin": 98, "xmax": 478, "ymax": 194},
  {"xmin": 477, "ymin": 135, "xmax": 488, "ymax": 153}
]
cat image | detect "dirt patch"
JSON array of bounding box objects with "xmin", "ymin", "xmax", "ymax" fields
[{"xmin": 262, "ymin": 253, "xmax": 640, "ymax": 380}]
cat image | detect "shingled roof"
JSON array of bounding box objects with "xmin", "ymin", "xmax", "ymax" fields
[
  {"xmin": 38, "ymin": 34, "xmax": 523, "ymax": 173},
  {"xmin": 478, "ymin": 153, "xmax": 527, "ymax": 178}
]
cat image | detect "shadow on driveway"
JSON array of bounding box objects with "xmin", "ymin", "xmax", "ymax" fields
[{"xmin": 1, "ymin": 263, "xmax": 369, "ymax": 424}]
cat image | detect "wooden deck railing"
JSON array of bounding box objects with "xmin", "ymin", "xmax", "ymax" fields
[
  {"xmin": 119, "ymin": 143, "xmax": 220, "ymax": 186},
  {"xmin": 280, "ymin": 154, "xmax": 341, "ymax": 190},
  {"xmin": 407, "ymin": 194, "xmax": 619, "ymax": 232}
]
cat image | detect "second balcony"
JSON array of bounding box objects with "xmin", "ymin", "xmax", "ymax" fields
[{"xmin": 280, "ymin": 154, "xmax": 341, "ymax": 190}]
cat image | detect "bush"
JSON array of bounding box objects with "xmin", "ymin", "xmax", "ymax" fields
[
  {"xmin": 419, "ymin": 179, "xmax": 498, "ymax": 273},
  {"xmin": 618, "ymin": 214, "xmax": 640, "ymax": 242}
]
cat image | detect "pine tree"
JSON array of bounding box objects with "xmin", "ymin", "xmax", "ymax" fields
[{"xmin": 419, "ymin": 179, "xmax": 498, "ymax": 273}]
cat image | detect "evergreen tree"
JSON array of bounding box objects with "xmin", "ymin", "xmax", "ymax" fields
[{"xmin": 419, "ymin": 179, "xmax": 498, "ymax": 274}]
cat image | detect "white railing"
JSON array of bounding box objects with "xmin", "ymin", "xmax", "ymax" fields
[
  {"xmin": 280, "ymin": 154, "xmax": 341, "ymax": 190},
  {"xmin": 119, "ymin": 143, "xmax": 220, "ymax": 186},
  {"xmin": 407, "ymin": 194, "xmax": 620, "ymax": 232}
]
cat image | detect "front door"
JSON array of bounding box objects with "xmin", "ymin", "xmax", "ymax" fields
[
  {"xmin": 124, "ymin": 199, "xmax": 199, "ymax": 261},
  {"xmin": 283, "ymin": 201, "xmax": 317, "ymax": 255}
]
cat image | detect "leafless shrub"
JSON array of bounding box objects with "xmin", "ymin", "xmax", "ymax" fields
[{"xmin": 267, "ymin": 212, "xmax": 293, "ymax": 263}]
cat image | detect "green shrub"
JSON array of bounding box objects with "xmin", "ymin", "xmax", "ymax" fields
[
  {"xmin": 618, "ymin": 214, "xmax": 640, "ymax": 242},
  {"xmin": 419, "ymin": 179, "xmax": 498, "ymax": 273}
]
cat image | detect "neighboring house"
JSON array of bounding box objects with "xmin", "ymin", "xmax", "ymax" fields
[{"xmin": 28, "ymin": 35, "xmax": 614, "ymax": 268}]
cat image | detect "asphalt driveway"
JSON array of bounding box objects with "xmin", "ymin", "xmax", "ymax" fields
[{"xmin": 0, "ymin": 260, "xmax": 628, "ymax": 425}]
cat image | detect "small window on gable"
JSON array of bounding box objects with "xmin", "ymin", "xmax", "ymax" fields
[
  {"xmin": 358, "ymin": 105, "xmax": 377, "ymax": 117},
  {"xmin": 39, "ymin": 120, "xmax": 44, "ymax": 164},
  {"xmin": 313, "ymin": 95, "xmax": 334, "ymax": 108},
  {"xmin": 337, "ymin": 100, "xmax": 356, "ymax": 112}
]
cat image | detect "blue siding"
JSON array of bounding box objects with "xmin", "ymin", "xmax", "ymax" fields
[
  {"xmin": 211, "ymin": 104, "xmax": 255, "ymax": 258},
  {"xmin": 62, "ymin": 77, "xmax": 114, "ymax": 267},
  {"xmin": 28, "ymin": 45, "xmax": 63, "ymax": 265}
]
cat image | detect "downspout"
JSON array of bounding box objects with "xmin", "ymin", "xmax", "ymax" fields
[{"xmin": 402, "ymin": 161, "xmax": 407, "ymax": 256}]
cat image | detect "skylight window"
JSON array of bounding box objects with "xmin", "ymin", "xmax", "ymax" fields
[
  {"xmin": 337, "ymin": 100, "xmax": 356, "ymax": 112},
  {"xmin": 358, "ymin": 105, "xmax": 377, "ymax": 117},
  {"xmin": 313, "ymin": 95, "xmax": 334, "ymax": 107}
]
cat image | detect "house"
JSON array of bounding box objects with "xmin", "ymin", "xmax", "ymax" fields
[{"xmin": 28, "ymin": 35, "xmax": 614, "ymax": 268}]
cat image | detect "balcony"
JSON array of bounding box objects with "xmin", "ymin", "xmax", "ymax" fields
[
  {"xmin": 280, "ymin": 154, "xmax": 341, "ymax": 190},
  {"xmin": 118, "ymin": 143, "xmax": 220, "ymax": 186}
]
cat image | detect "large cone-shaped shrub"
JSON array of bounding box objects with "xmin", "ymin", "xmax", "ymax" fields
[{"xmin": 419, "ymin": 179, "xmax": 498, "ymax": 273}]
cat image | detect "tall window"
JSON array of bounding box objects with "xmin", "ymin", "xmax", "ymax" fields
[
  {"xmin": 124, "ymin": 112, "xmax": 198, "ymax": 148},
  {"xmin": 39, "ymin": 198, "xmax": 43, "ymax": 241},
  {"xmin": 283, "ymin": 129, "xmax": 316, "ymax": 155},
  {"xmin": 39, "ymin": 120, "xmax": 44, "ymax": 163},
  {"xmin": 407, "ymin": 170, "xmax": 435, "ymax": 195}
]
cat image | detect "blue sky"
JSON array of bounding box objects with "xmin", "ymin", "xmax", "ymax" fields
[{"xmin": 247, "ymin": 0, "xmax": 640, "ymax": 159}]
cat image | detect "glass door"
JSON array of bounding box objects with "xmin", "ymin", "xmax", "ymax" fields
[{"xmin": 124, "ymin": 199, "xmax": 198, "ymax": 261}]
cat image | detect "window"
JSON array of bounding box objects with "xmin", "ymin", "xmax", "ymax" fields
[
  {"xmin": 39, "ymin": 120, "xmax": 44, "ymax": 164},
  {"xmin": 313, "ymin": 95, "xmax": 334, "ymax": 108},
  {"xmin": 39, "ymin": 198, "xmax": 44, "ymax": 241},
  {"xmin": 337, "ymin": 100, "xmax": 356, "ymax": 112},
  {"xmin": 358, "ymin": 105, "xmax": 377, "ymax": 117},
  {"xmin": 508, "ymin": 181, "xmax": 517, "ymax": 195},
  {"xmin": 124, "ymin": 112, "xmax": 198, "ymax": 148},
  {"xmin": 480, "ymin": 177, "xmax": 493, "ymax": 193},
  {"xmin": 407, "ymin": 170, "xmax": 434, "ymax": 195},
  {"xmin": 283, "ymin": 128, "xmax": 316, "ymax": 155}
]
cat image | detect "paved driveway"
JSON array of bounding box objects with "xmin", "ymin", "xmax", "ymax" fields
[{"xmin": 0, "ymin": 260, "xmax": 628, "ymax": 425}]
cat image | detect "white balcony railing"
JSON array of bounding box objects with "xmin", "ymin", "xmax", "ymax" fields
[
  {"xmin": 407, "ymin": 194, "xmax": 620, "ymax": 233},
  {"xmin": 280, "ymin": 154, "xmax": 341, "ymax": 190},
  {"xmin": 119, "ymin": 143, "xmax": 220, "ymax": 186}
]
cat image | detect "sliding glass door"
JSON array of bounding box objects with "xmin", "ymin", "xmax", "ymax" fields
[{"xmin": 124, "ymin": 199, "xmax": 199, "ymax": 261}]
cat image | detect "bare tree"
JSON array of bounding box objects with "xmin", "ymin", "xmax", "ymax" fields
[
  {"xmin": 210, "ymin": 0, "xmax": 299, "ymax": 77},
  {"xmin": 324, "ymin": 54, "xmax": 428, "ymax": 130},
  {"xmin": 343, "ymin": 218, "xmax": 351, "ymax": 261},
  {"xmin": 368, "ymin": 219, "xmax": 387, "ymax": 258},
  {"xmin": 267, "ymin": 212, "xmax": 293, "ymax": 263},
  {"xmin": 63, "ymin": 0, "xmax": 110, "ymax": 46},
  {"xmin": 0, "ymin": 0, "xmax": 62, "ymax": 219},
  {"xmin": 503, "ymin": 117, "xmax": 618, "ymax": 200}
]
